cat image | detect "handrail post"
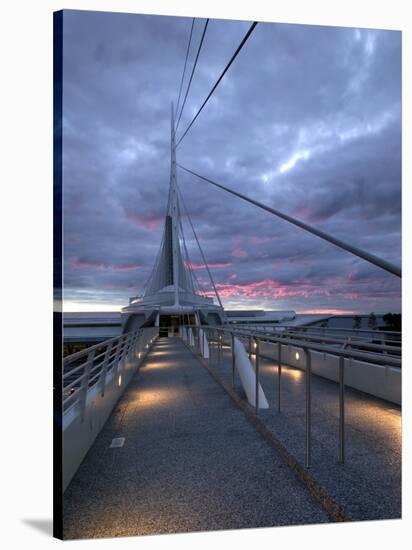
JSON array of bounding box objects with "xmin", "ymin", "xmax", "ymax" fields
[
  {"xmin": 100, "ymin": 341, "xmax": 113, "ymax": 397},
  {"xmin": 116, "ymin": 334, "xmax": 129, "ymax": 376},
  {"xmin": 249, "ymin": 335, "xmax": 252, "ymax": 359},
  {"xmin": 123, "ymin": 332, "xmax": 132, "ymax": 364},
  {"xmin": 132, "ymin": 330, "xmax": 139, "ymax": 359},
  {"xmin": 255, "ymin": 338, "xmax": 260, "ymax": 415},
  {"xmin": 139, "ymin": 328, "xmax": 145, "ymax": 352},
  {"xmin": 112, "ymin": 334, "xmax": 124, "ymax": 372},
  {"xmin": 138, "ymin": 329, "xmax": 145, "ymax": 355},
  {"xmin": 116, "ymin": 335, "xmax": 127, "ymax": 377},
  {"xmin": 204, "ymin": 328, "xmax": 207, "ymax": 357},
  {"xmin": 231, "ymin": 332, "xmax": 235, "ymax": 388},
  {"xmin": 137, "ymin": 330, "xmax": 143, "ymax": 361},
  {"xmin": 339, "ymin": 355, "xmax": 345, "ymax": 464},
  {"xmin": 304, "ymin": 347, "xmax": 312, "ymax": 468},
  {"xmin": 80, "ymin": 348, "xmax": 95, "ymax": 422},
  {"xmin": 126, "ymin": 332, "xmax": 133, "ymax": 361},
  {"xmin": 278, "ymin": 341, "xmax": 282, "ymax": 413}
]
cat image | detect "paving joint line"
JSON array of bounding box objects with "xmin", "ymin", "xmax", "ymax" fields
[{"xmin": 181, "ymin": 338, "xmax": 351, "ymax": 524}]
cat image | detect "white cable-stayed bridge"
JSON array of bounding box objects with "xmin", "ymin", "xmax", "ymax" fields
[{"xmin": 60, "ymin": 18, "xmax": 401, "ymax": 539}]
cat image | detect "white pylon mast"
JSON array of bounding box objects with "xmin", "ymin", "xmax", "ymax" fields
[{"xmin": 170, "ymin": 103, "xmax": 180, "ymax": 308}]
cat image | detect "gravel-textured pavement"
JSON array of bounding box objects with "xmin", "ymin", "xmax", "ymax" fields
[
  {"xmin": 205, "ymin": 338, "xmax": 401, "ymax": 522},
  {"xmin": 63, "ymin": 337, "xmax": 331, "ymax": 539}
]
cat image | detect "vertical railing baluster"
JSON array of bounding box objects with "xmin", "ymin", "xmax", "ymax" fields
[
  {"xmin": 210, "ymin": 328, "xmax": 216, "ymax": 365},
  {"xmin": 304, "ymin": 347, "xmax": 312, "ymax": 468},
  {"xmin": 125, "ymin": 332, "xmax": 133, "ymax": 362},
  {"xmin": 100, "ymin": 341, "xmax": 113, "ymax": 397},
  {"xmin": 124, "ymin": 333, "xmax": 132, "ymax": 361},
  {"xmin": 80, "ymin": 348, "xmax": 95, "ymax": 422},
  {"xmin": 231, "ymin": 333, "xmax": 235, "ymax": 388},
  {"xmin": 131, "ymin": 330, "xmax": 139, "ymax": 359},
  {"xmin": 255, "ymin": 338, "xmax": 260, "ymax": 415},
  {"xmin": 278, "ymin": 341, "xmax": 282, "ymax": 413},
  {"xmin": 136, "ymin": 330, "xmax": 142, "ymax": 361},
  {"xmin": 339, "ymin": 355, "xmax": 345, "ymax": 464},
  {"xmin": 112, "ymin": 335, "xmax": 123, "ymax": 373},
  {"xmin": 135, "ymin": 329, "xmax": 140, "ymax": 351},
  {"xmin": 116, "ymin": 336, "xmax": 126, "ymax": 379}
]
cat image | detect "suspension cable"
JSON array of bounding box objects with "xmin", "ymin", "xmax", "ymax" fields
[
  {"xmin": 176, "ymin": 21, "xmax": 258, "ymax": 148},
  {"xmin": 142, "ymin": 231, "xmax": 165, "ymax": 297},
  {"xmin": 177, "ymin": 183, "xmax": 226, "ymax": 310},
  {"xmin": 175, "ymin": 18, "xmax": 195, "ymax": 120},
  {"xmin": 177, "ymin": 164, "xmax": 401, "ymax": 278},
  {"xmin": 175, "ymin": 19, "xmax": 209, "ymax": 134},
  {"xmin": 176, "ymin": 198, "xmax": 197, "ymax": 293}
]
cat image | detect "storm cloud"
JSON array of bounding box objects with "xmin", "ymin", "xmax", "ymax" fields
[{"xmin": 62, "ymin": 10, "xmax": 401, "ymax": 313}]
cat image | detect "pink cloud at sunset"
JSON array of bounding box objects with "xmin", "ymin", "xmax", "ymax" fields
[
  {"xmin": 213, "ymin": 277, "xmax": 363, "ymax": 300},
  {"xmin": 231, "ymin": 239, "xmax": 248, "ymax": 258},
  {"xmin": 231, "ymin": 249, "xmax": 248, "ymax": 258},
  {"xmin": 125, "ymin": 210, "xmax": 162, "ymax": 231},
  {"xmin": 249, "ymin": 236, "xmax": 273, "ymax": 245}
]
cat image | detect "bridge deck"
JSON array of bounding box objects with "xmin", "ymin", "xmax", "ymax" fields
[
  {"xmin": 63, "ymin": 337, "xmax": 329, "ymax": 539},
  {"xmin": 208, "ymin": 341, "xmax": 401, "ymax": 521}
]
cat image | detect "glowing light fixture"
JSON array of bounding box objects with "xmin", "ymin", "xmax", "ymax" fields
[
  {"xmin": 295, "ymin": 352, "xmax": 300, "ymax": 360},
  {"xmin": 118, "ymin": 374, "xmax": 122, "ymax": 387}
]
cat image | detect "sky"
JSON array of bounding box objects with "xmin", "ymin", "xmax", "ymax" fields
[{"xmin": 62, "ymin": 9, "xmax": 401, "ymax": 314}]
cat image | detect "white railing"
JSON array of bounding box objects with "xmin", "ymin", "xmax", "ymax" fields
[
  {"xmin": 182, "ymin": 323, "xmax": 401, "ymax": 468},
  {"xmin": 63, "ymin": 327, "xmax": 158, "ymax": 418},
  {"xmin": 221, "ymin": 326, "xmax": 401, "ymax": 362},
  {"xmin": 62, "ymin": 326, "xmax": 158, "ymax": 491}
]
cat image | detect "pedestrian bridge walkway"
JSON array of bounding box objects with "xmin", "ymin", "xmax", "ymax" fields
[
  {"xmin": 208, "ymin": 342, "xmax": 401, "ymax": 522},
  {"xmin": 63, "ymin": 337, "xmax": 329, "ymax": 539}
]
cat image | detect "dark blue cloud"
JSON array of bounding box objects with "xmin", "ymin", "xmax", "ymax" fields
[{"xmin": 62, "ymin": 10, "xmax": 401, "ymax": 313}]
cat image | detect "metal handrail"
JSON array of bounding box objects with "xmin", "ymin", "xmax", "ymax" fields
[
  {"xmin": 284, "ymin": 325, "xmax": 401, "ymax": 336},
  {"xmin": 63, "ymin": 327, "xmax": 158, "ymax": 416},
  {"xmin": 245, "ymin": 324, "xmax": 401, "ymax": 337},
  {"xmin": 228, "ymin": 324, "xmax": 401, "ymax": 345},
  {"xmin": 185, "ymin": 324, "xmax": 401, "ymax": 367},
  {"xmin": 234, "ymin": 323, "xmax": 401, "ymax": 340},
  {"xmin": 185, "ymin": 324, "xmax": 316, "ymax": 467},
  {"xmin": 236, "ymin": 328, "xmax": 401, "ymax": 355},
  {"xmin": 63, "ymin": 333, "xmax": 130, "ymax": 365},
  {"xmin": 183, "ymin": 323, "xmax": 401, "ymax": 468}
]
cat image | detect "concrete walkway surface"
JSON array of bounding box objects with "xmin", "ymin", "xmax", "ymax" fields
[
  {"xmin": 207, "ymin": 340, "xmax": 401, "ymax": 522},
  {"xmin": 63, "ymin": 337, "xmax": 330, "ymax": 539}
]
